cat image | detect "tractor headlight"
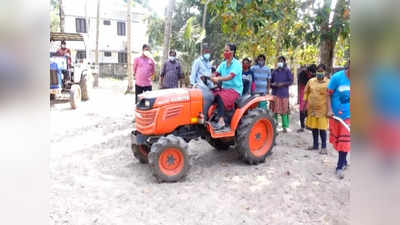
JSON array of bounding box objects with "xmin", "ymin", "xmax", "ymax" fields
[
  {"xmin": 137, "ymin": 98, "xmax": 156, "ymax": 110},
  {"xmin": 144, "ymin": 99, "xmax": 151, "ymax": 107}
]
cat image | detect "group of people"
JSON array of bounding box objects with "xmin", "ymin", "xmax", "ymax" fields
[
  {"xmin": 298, "ymin": 62, "xmax": 351, "ymax": 179},
  {"xmin": 132, "ymin": 43, "xmax": 350, "ymax": 179},
  {"xmin": 189, "ymin": 43, "xmax": 294, "ymax": 132}
]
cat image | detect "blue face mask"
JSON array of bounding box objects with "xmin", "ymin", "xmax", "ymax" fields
[
  {"xmin": 316, "ymin": 73, "xmax": 324, "ymax": 80},
  {"xmin": 203, "ymin": 53, "xmax": 210, "ymax": 60}
]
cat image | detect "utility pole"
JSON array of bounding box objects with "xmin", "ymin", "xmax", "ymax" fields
[
  {"xmin": 94, "ymin": 0, "xmax": 100, "ymax": 87},
  {"xmin": 85, "ymin": 0, "xmax": 90, "ymax": 63},
  {"xmin": 200, "ymin": 0, "xmax": 210, "ymax": 54},
  {"xmin": 126, "ymin": 0, "xmax": 134, "ymax": 93}
]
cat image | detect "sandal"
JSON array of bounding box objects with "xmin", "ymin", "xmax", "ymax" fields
[{"xmin": 212, "ymin": 121, "xmax": 225, "ymax": 130}]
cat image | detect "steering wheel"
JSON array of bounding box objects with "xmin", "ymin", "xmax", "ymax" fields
[{"xmin": 200, "ymin": 76, "xmax": 218, "ymax": 90}]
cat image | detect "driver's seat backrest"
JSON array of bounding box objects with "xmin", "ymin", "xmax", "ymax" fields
[{"xmin": 242, "ymin": 77, "xmax": 252, "ymax": 96}]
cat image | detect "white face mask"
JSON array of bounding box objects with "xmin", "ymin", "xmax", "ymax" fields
[
  {"xmin": 143, "ymin": 50, "xmax": 151, "ymax": 58},
  {"xmin": 168, "ymin": 56, "xmax": 176, "ymax": 61},
  {"xmin": 277, "ymin": 62, "xmax": 284, "ymax": 68}
]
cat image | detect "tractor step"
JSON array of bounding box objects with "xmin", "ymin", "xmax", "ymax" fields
[{"xmin": 214, "ymin": 127, "xmax": 232, "ymax": 133}]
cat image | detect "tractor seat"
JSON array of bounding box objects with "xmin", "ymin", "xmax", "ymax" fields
[
  {"xmin": 235, "ymin": 77, "xmax": 258, "ymax": 108},
  {"xmin": 235, "ymin": 94, "xmax": 257, "ymax": 108}
]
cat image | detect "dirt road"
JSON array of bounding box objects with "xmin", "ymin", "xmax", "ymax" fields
[{"xmin": 50, "ymin": 79, "xmax": 350, "ymax": 225}]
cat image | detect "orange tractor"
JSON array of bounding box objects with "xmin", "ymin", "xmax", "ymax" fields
[{"xmin": 131, "ymin": 77, "xmax": 276, "ymax": 182}]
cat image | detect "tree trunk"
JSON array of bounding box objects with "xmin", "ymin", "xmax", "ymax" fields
[
  {"xmin": 319, "ymin": 38, "xmax": 335, "ymax": 76},
  {"xmin": 161, "ymin": 0, "xmax": 175, "ymax": 73},
  {"xmin": 126, "ymin": 0, "xmax": 134, "ymax": 93},
  {"xmin": 94, "ymin": 0, "xmax": 100, "ymax": 88},
  {"xmin": 200, "ymin": 0, "xmax": 209, "ymax": 54},
  {"xmin": 59, "ymin": 0, "xmax": 64, "ymax": 32},
  {"xmin": 319, "ymin": 0, "xmax": 346, "ymax": 76}
]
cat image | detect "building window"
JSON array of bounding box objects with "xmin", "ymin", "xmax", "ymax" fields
[
  {"xmin": 103, "ymin": 20, "xmax": 111, "ymax": 25},
  {"xmin": 75, "ymin": 18, "xmax": 87, "ymax": 33},
  {"xmin": 118, "ymin": 52, "xmax": 127, "ymax": 63},
  {"xmin": 76, "ymin": 50, "xmax": 86, "ymax": 59},
  {"xmin": 104, "ymin": 51, "xmax": 112, "ymax": 57},
  {"xmin": 117, "ymin": 22, "xmax": 126, "ymax": 36}
]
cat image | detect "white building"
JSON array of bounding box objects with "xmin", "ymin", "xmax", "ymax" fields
[{"xmin": 52, "ymin": 0, "xmax": 150, "ymax": 64}]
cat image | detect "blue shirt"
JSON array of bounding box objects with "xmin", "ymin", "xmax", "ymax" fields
[
  {"xmin": 217, "ymin": 58, "xmax": 243, "ymax": 95},
  {"xmin": 251, "ymin": 64, "xmax": 271, "ymax": 94},
  {"xmin": 369, "ymin": 67, "xmax": 400, "ymax": 120},
  {"xmin": 190, "ymin": 56, "xmax": 212, "ymax": 85},
  {"xmin": 328, "ymin": 70, "xmax": 350, "ymax": 120}
]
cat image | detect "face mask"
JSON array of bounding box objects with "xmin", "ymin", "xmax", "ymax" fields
[
  {"xmin": 224, "ymin": 51, "xmax": 232, "ymax": 60},
  {"xmin": 316, "ymin": 73, "xmax": 324, "ymax": 80},
  {"xmin": 61, "ymin": 45, "xmax": 66, "ymax": 49},
  {"xmin": 277, "ymin": 62, "xmax": 284, "ymax": 68},
  {"xmin": 168, "ymin": 56, "xmax": 176, "ymax": 61},
  {"xmin": 203, "ymin": 53, "xmax": 210, "ymax": 60},
  {"xmin": 143, "ymin": 50, "xmax": 151, "ymax": 57},
  {"xmin": 258, "ymin": 60, "xmax": 265, "ymax": 66}
]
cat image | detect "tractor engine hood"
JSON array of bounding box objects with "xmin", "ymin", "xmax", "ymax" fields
[{"xmin": 138, "ymin": 88, "xmax": 190, "ymax": 108}]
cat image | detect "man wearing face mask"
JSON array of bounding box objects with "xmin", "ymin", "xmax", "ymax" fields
[
  {"xmin": 133, "ymin": 44, "xmax": 155, "ymax": 103},
  {"xmin": 270, "ymin": 56, "xmax": 294, "ymax": 133},
  {"xmin": 160, "ymin": 49, "xmax": 183, "ymax": 89},
  {"xmin": 190, "ymin": 43, "xmax": 212, "ymax": 87}
]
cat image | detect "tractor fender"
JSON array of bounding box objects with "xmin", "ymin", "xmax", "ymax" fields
[{"xmin": 230, "ymin": 95, "xmax": 273, "ymax": 131}]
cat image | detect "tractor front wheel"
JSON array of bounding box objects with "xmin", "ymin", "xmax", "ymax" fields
[
  {"xmin": 148, "ymin": 135, "xmax": 190, "ymax": 182},
  {"xmin": 236, "ymin": 108, "xmax": 276, "ymax": 164},
  {"xmin": 80, "ymin": 75, "xmax": 89, "ymax": 101},
  {"xmin": 70, "ymin": 84, "xmax": 81, "ymax": 109}
]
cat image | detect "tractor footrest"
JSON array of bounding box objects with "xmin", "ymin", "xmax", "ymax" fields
[{"xmin": 214, "ymin": 127, "xmax": 232, "ymax": 134}]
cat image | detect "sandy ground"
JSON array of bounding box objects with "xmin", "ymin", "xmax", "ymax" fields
[{"xmin": 50, "ymin": 78, "xmax": 350, "ymax": 225}]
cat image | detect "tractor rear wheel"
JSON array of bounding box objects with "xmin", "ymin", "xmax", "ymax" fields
[
  {"xmin": 148, "ymin": 135, "xmax": 190, "ymax": 182},
  {"xmin": 236, "ymin": 108, "xmax": 276, "ymax": 164},
  {"xmin": 132, "ymin": 144, "xmax": 150, "ymax": 164}
]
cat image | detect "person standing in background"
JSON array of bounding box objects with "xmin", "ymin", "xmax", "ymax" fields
[
  {"xmin": 242, "ymin": 58, "xmax": 255, "ymax": 95},
  {"xmin": 303, "ymin": 64, "xmax": 329, "ymax": 153},
  {"xmin": 133, "ymin": 44, "xmax": 155, "ymax": 103},
  {"xmin": 270, "ymin": 56, "xmax": 293, "ymax": 133},
  {"xmin": 160, "ymin": 49, "xmax": 183, "ymax": 89},
  {"xmin": 190, "ymin": 43, "xmax": 212, "ymax": 87},
  {"xmin": 251, "ymin": 54, "xmax": 271, "ymax": 109},
  {"xmin": 297, "ymin": 64, "xmax": 317, "ymax": 132}
]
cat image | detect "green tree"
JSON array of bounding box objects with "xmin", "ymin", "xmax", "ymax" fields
[
  {"xmin": 178, "ymin": 17, "xmax": 205, "ymax": 85},
  {"xmin": 50, "ymin": 0, "xmax": 60, "ymax": 32}
]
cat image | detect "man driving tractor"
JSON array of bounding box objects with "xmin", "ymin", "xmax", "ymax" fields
[{"xmin": 56, "ymin": 40, "xmax": 72, "ymax": 82}]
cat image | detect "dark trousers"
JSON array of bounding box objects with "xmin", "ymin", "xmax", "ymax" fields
[
  {"xmin": 312, "ymin": 129, "xmax": 327, "ymax": 149},
  {"xmin": 336, "ymin": 151, "xmax": 348, "ymax": 170},
  {"xmin": 300, "ymin": 111, "xmax": 306, "ymax": 129},
  {"xmin": 135, "ymin": 85, "xmax": 152, "ymax": 103},
  {"xmin": 215, "ymin": 95, "xmax": 225, "ymax": 120}
]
